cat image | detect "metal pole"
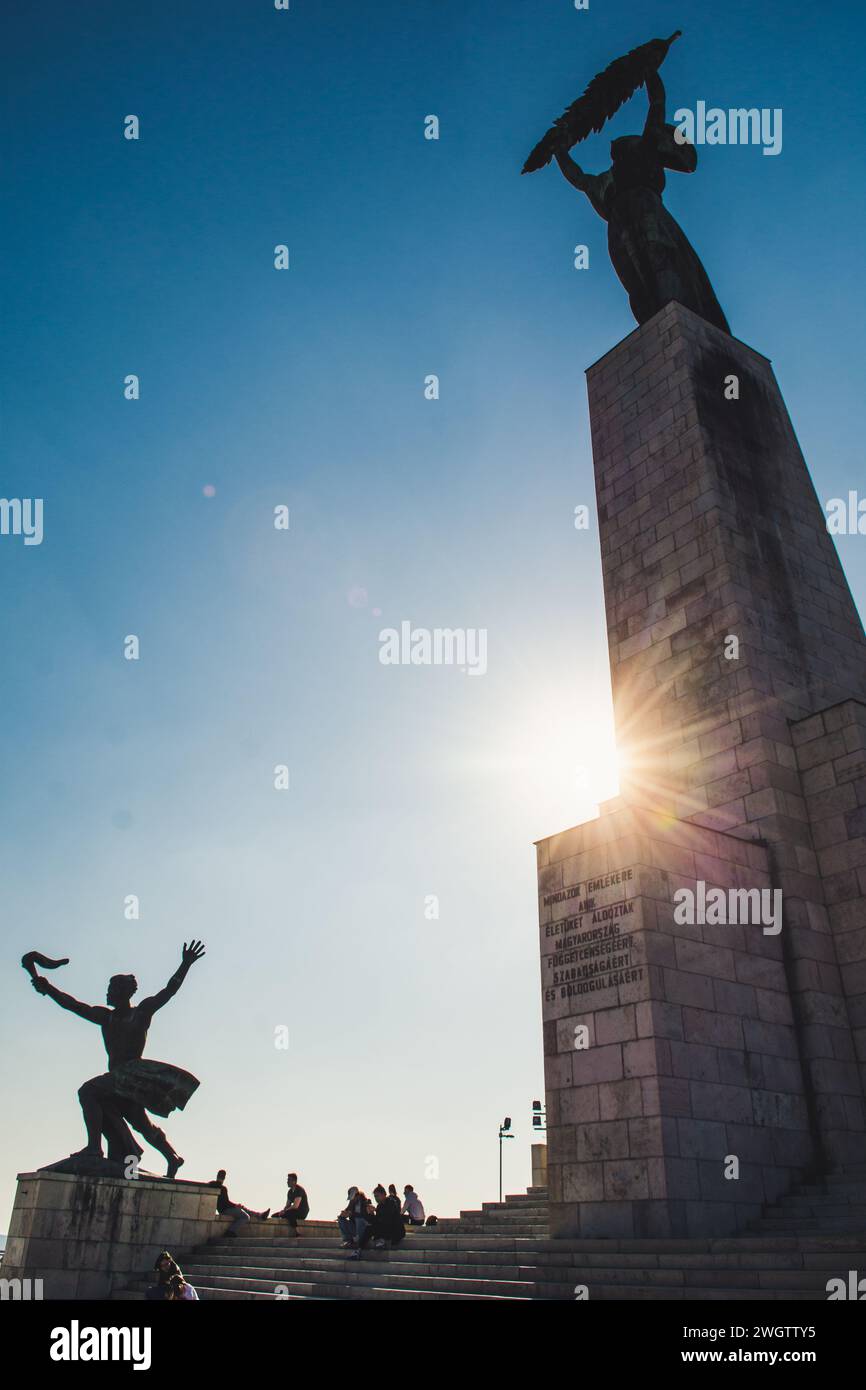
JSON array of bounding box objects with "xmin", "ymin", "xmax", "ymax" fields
[{"xmin": 499, "ymin": 1129, "xmax": 503, "ymax": 1203}]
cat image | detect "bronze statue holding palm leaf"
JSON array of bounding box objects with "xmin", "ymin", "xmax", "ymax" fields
[{"xmin": 523, "ymin": 31, "xmax": 730, "ymax": 334}]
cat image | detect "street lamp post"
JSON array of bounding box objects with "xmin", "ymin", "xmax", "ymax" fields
[{"xmin": 498, "ymin": 1117, "xmax": 515, "ymax": 1203}]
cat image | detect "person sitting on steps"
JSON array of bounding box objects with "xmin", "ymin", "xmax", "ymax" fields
[
  {"xmin": 145, "ymin": 1250, "xmax": 182, "ymax": 1301},
  {"xmin": 338, "ymin": 1186, "xmax": 374, "ymax": 1250},
  {"xmin": 211, "ymin": 1168, "xmax": 269, "ymax": 1236},
  {"xmin": 401, "ymin": 1184, "xmax": 426, "ymax": 1227},
  {"xmin": 168, "ymin": 1274, "xmax": 199, "ymax": 1301},
  {"xmin": 271, "ymin": 1171, "xmax": 309, "ymax": 1235},
  {"xmin": 352, "ymin": 1184, "xmax": 405, "ymax": 1257}
]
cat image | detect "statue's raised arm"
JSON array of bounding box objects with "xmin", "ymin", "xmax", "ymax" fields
[
  {"xmin": 138, "ymin": 940, "xmax": 206, "ymax": 1017},
  {"xmin": 643, "ymin": 69, "xmax": 666, "ymax": 134},
  {"xmin": 553, "ymin": 149, "xmax": 610, "ymax": 221}
]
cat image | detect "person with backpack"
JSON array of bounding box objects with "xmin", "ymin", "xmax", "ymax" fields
[{"xmin": 401, "ymin": 1184, "xmax": 426, "ymax": 1227}]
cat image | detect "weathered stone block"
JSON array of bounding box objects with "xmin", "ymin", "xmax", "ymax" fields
[
  {"xmin": 539, "ymin": 305, "xmax": 866, "ymax": 1238},
  {"xmin": 1, "ymin": 1172, "xmax": 228, "ymax": 1300}
]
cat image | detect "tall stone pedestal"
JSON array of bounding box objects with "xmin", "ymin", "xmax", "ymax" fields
[
  {"xmin": 537, "ymin": 302, "xmax": 866, "ymax": 1239},
  {"xmin": 531, "ymin": 1142, "xmax": 548, "ymax": 1190},
  {"xmin": 2, "ymin": 1170, "xmax": 225, "ymax": 1300}
]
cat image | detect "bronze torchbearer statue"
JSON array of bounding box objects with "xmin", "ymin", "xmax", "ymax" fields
[
  {"xmin": 523, "ymin": 30, "xmax": 730, "ymax": 334},
  {"xmin": 22, "ymin": 942, "xmax": 205, "ymax": 1179}
]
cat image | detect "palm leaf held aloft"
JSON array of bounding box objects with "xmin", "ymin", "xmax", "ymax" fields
[{"xmin": 522, "ymin": 30, "xmax": 682, "ymax": 174}]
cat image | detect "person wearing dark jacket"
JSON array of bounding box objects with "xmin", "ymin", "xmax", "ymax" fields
[
  {"xmin": 339, "ymin": 1186, "xmax": 374, "ymax": 1250},
  {"xmin": 351, "ymin": 1184, "xmax": 406, "ymax": 1257},
  {"xmin": 145, "ymin": 1250, "xmax": 182, "ymax": 1300},
  {"xmin": 211, "ymin": 1169, "xmax": 269, "ymax": 1235}
]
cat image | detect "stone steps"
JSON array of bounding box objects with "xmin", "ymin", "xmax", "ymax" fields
[
  {"xmin": 768, "ymin": 1190, "xmax": 866, "ymax": 1204},
  {"xmin": 201, "ymin": 1239, "xmax": 861, "ymax": 1262},
  {"xmin": 158, "ymin": 1283, "xmax": 530, "ymax": 1302},
  {"xmin": 484, "ymin": 1194, "xmax": 545, "ymax": 1208},
  {"xmin": 753, "ymin": 1220, "xmax": 866, "ymax": 1235},
  {"xmin": 451, "ymin": 1213, "xmax": 549, "ymax": 1223},
  {"xmin": 119, "ymin": 1271, "xmax": 830, "ymax": 1302},
  {"xmin": 218, "ymin": 1234, "xmax": 558, "ymax": 1252},
  {"xmin": 584, "ymin": 1287, "xmax": 824, "ymax": 1302},
  {"xmin": 744, "ymin": 1166, "xmax": 866, "ymax": 1241},
  {"xmin": 784, "ymin": 1189, "xmax": 866, "ymax": 1203},
  {"xmin": 764, "ymin": 1203, "xmax": 866, "ymax": 1217},
  {"xmin": 466, "ymin": 1208, "xmax": 549, "ymax": 1220},
  {"xmin": 112, "ymin": 1287, "xmax": 335, "ymax": 1301},
  {"xmin": 112, "ymin": 1178, "xmax": 866, "ymax": 1301},
  {"xmin": 175, "ymin": 1246, "xmax": 866, "ymax": 1275},
  {"xmin": 436, "ymin": 1224, "xmax": 549, "ymax": 1237},
  {"xmin": 496, "ymin": 1195, "xmax": 546, "ymax": 1205},
  {"xmin": 173, "ymin": 1259, "xmax": 851, "ymax": 1294},
  {"xmin": 459, "ymin": 1214, "xmax": 549, "ymax": 1224},
  {"xmin": 172, "ymin": 1268, "xmax": 541, "ymax": 1298}
]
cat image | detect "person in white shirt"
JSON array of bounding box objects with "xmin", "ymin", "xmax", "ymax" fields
[
  {"xmin": 401, "ymin": 1184, "xmax": 425, "ymax": 1227},
  {"xmin": 169, "ymin": 1275, "xmax": 199, "ymax": 1300}
]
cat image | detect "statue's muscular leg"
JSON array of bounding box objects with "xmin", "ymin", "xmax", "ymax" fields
[
  {"xmin": 120, "ymin": 1100, "xmax": 184, "ymax": 1180},
  {"xmin": 78, "ymin": 1075, "xmax": 181, "ymax": 1178},
  {"xmin": 78, "ymin": 1075, "xmax": 144, "ymax": 1167},
  {"xmin": 76, "ymin": 1076, "xmax": 109, "ymax": 1156}
]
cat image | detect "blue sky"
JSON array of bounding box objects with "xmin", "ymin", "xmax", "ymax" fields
[{"xmin": 2, "ymin": 0, "xmax": 865, "ymax": 1227}]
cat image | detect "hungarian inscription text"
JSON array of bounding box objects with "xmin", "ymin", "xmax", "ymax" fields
[{"xmin": 542, "ymin": 867, "xmax": 644, "ymax": 1002}]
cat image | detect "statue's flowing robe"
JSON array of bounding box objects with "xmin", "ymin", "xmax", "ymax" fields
[
  {"xmin": 109, "ymin": 1059, "xmax": 199, "ymax": 1117},
  {"xmin": 592, "ymin": 125, "xmax": 730, "ymax": 334}
]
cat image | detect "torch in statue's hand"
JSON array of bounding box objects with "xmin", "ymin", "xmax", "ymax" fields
[{"xmin": 21, "ymin": 950, "xmax": 69, "ymax": 982}]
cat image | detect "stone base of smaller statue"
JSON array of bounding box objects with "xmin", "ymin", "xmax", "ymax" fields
[{"xmin": 2, "ymin": 1168, "xmax": 226, "ymax": 1300}]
